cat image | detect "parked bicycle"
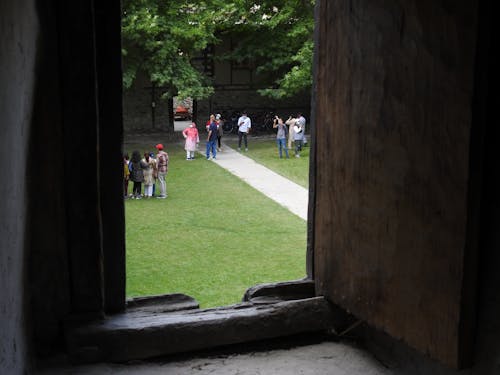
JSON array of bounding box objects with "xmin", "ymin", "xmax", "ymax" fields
[
  {"xmin": 219, "ymin": 110, "xmax": 276, "ymax": 135},
  {"xmin": 245, "ymin": 110, "xmax": 273, "ymax": 135},
  {"xmin": 220, "ymin": 110, "xmax": 240, "ymax": 135}
]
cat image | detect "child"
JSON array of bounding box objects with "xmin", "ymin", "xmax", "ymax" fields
[{"xmin": 123, "ymin": 153, "xmax": 130, "ymax": 198}]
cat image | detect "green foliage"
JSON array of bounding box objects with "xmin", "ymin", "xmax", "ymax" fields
[
  {"xmin": 220, "ymin": 1, "xmax": 315, "ymax": 98},
  {"xmin": 122, "ymin": 0, "xmax": 223, "ymax": 99},
  {"xmin": 122, "ymin": 0, "xmax": 315, "ymax": 100}
]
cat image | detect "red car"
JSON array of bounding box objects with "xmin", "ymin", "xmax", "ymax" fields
[{"xmin": 174, "ymin": 105, "xmax": 191, "ymax": 120}]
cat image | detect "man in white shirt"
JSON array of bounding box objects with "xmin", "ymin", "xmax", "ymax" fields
[
  {"xmin": 237, "ymin": 111, "xmax": 252, "ymax": 151},
  {"xmin": 296, "ymin": 112, "xmax": 307, "ymax": 146}
]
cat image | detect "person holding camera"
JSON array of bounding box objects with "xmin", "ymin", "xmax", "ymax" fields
[
  {"xmin": 296, "ymin": 112, "xmax": 307, "ymax": 146},
  {"xmin": 285, "ymin": 115, "xmax": 298, "ymax": 149},
  {"xmin": 293, "ymin": 119, "xmax": 305, "ymax": 158},
  {"xmin": 273, "ymin": 115, "xmax": 289, "ymax": 159}
]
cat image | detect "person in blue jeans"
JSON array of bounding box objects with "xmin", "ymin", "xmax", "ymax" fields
[
  {"xmin": 206, "ymin": 119, "xmax": 218, "ymax": 160},
  {"xmin": 273, "ymin": 115, "xmax": 289, "ymax": 158}
]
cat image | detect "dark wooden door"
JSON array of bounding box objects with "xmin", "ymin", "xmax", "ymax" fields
[{"xmin": 312, "ymin": 0, "xmax": 481, "ymax": 368}]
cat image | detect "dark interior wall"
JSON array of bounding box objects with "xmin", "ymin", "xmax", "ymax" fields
[
  {"xmin": 0, "ymin": 0, "xmax": 38, "ymax": 373},
  {"xmin": 313, "ymin": 0, "xmax": 480, "ymax": 368},
  {"xmin": 27, "ymin": 0, "xmax": 72, "ymax": 358},
  {"xmin": 26, "ymin": 0, "xmax": 126, "ymax": 356}
]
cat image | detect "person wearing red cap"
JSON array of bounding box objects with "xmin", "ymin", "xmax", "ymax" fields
[{"xmin": 155, "ymin": 144, "xmax": 169, "ymax": 198}]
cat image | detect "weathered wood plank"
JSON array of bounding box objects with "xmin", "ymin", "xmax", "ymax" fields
[
  {"xmin": 126, "ymin": 293, "xmax": 200, "ymax": 314},
  {"xmin": 65, "ymin": 297, "xmax": 338, "ymax": 363},
  {"xmin": 312, "ymin": 0, "xmax": 479, "ymax": 368},
  {"xmin": 58, "ymin": 0, "xmax": 103, "ymax": 313},
  {"xmin": 94, "ymin": 0, "xmax": 127, "ymax": 314},
  {"xmin": 243, "ymin": 279, "xmax": 315, "ymax": 303}
]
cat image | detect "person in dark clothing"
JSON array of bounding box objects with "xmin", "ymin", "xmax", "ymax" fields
[
  {"xmin": 206, "ymin": 119, "xmax": 218, "ymax": 160},
  {"xmin": 128, "ymin": 150, "xmax": 147, "ymax": 199}
]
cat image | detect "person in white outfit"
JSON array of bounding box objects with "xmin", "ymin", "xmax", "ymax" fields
[
  {"xmin": 237, "ymin": 111, "xmax": 251, "ymax": 151},
  {"xmin": 296, "ymin": 112, "xmax": 307, "ymax": 146},
  {"xmin": 286, "ymin": 116, "xmax": 298, "ymax": 149}
]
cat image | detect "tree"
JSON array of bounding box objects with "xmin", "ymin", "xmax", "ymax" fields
[
  {"xmin": 218, "ymin": 1, "xmax": 315, "ymax": 99},
  {"xmin": 122, "ymin": 0, "xmax": 224, "ymax": 99},
  {"xmin": 121, "ymin": 0, "xmax": 315, "ymax": 100}
]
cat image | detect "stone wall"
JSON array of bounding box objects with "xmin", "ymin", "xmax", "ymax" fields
[
  {"xmin": 0, "ymin": 0, "xmax": 37, "ymax": 373},
  {"xmin": 123, "ymin": 71, "xmax": 171, "ymax": 131}
]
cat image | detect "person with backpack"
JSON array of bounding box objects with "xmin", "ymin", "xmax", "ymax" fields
[
  {"xmin": 296, "ymin": 112, "xmax": 307, "ymax": 146},
  {"xmin": 155, "ymin": 143, "xmax": 169, "ymax": 199},
  {"xmin": 293, "ymin": 121, "xmax": 305, "ymax": 158},
  {"xmin": 128, "ymin": 150, "xmax": 147, "ymax": 199}
]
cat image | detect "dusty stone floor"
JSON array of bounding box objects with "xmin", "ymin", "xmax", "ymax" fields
[{"xmin": 36, "ymin": 339, "xmax": 392, "ymax": 375}]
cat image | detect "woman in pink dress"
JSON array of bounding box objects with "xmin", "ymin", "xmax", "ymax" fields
[{"xmin": 182, "ymin": 122, "xmax": 200, "ymax": 160}]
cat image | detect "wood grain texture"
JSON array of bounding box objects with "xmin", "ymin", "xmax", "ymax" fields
[
  {"xmin": 313, "ymin": 0, "xmax": 479, "ymax": 368},
  {"xmin": 58, "ymin": 0, "xmax": 104, "ymax": 314},
  {"xmin": 65, "ymin": 297, "xmax": 337, "ymax": 363}
]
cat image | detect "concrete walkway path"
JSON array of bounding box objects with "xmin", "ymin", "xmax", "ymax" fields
[{"xmin": 200, "ymin": 143, "xmax": 308, "ymax": 221}]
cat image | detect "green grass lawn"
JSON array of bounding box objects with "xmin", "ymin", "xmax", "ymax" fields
[
  {"xmin": 124, "ymin": 141, "xmax": 307, "ymax": 308},
  {"xmin": 223, "ymin": 136, "xmax": 310, "ymax": 188}
]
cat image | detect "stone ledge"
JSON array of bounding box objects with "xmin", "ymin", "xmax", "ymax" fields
[
  {"xmin": 65, "ymin": 297, "xmax": 339, "ymax": 364},
  {"xmin": 243, "ymin": 278, "xmax": 315, "ymax": 303},
  {"xmin": 125, "ymin": 293, "xmax": 199, "ymax": 314}
]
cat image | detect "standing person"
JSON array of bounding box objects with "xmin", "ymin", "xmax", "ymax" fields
[
  {"xmin": 285, "ymin": 115, "xmax": 298, "ymax": 150},
  {"xmin": 237, "ymin": 110, "xmax": 251, "ymax": 151},
  {"xmin": 182, "ymin": 122, "xmax": 199, "ymax": 160},
  {"xmin": 205, "ymin": 114, "xmax": 215, "ymax": 131},
  {"xmin": 155, "ymin": 144, "xmax": 169, "ymax": 199},
  {"xmin": 293, "ymin": 121, "xmax": 305, "ymax": 158},
  {"xmin": 216, "ymin": 113, "xmax": 223, "ymax": 152},
  {"xmin": 123, "ymin": 153, "xmax": 130, "ymax": 198},
  {"xmin": 149, "ymin": 152, "xmax": 157, "ymax": 196},
  {"xmin": 142, "ymin": 152, "xmax": 156, "ymax": 198},
  {"xmin": 128, "ymin": 150, "xmax": 146, "ymax": 199},
  {"xmin": 296, "ymin": 112, "xmax": 307, "ymax": 146},
  {"xmin": 273, "ymin": 115, "xmax": 289, "ymax": 159},
  {"xmin": 206, "ymin": 117, "xmax": 218, "ymax": 160}
]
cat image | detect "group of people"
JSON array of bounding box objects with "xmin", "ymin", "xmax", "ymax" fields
[
  {"xmin": 123, "ymin": 143, "xmax": 169, "ymax": 199},
  {"xmin": 123, "ymin": 111, "xmax": 307, "ymax": 199},
  {"xmin": 273, "ymin": 112, "xmax": 307, "ymax": 158},
  {"xmin": 182, "ymin": 111, "xmax": 251, "ymax": 161},
  {"xmin": 180, "ymin": 113, "xmax": 224, "ymax": 161},
  {"xmin": 182, "ymin": 110, "xmax": 306, "ymax": 161}
]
